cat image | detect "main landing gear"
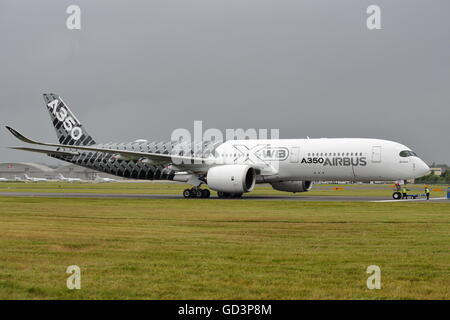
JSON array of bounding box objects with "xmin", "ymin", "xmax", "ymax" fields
[
  {"xmin": 183, "ymin": 187, "xmax": 211, "ymax": 198},
  {"xmin": 182, "ymin": 188, "xmax": 243, "ymax": 199}
]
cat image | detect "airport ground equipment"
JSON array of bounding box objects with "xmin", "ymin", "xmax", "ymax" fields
[{"xmin": 392, "ymin": 191, "xmax": 426, "ymax": 200}]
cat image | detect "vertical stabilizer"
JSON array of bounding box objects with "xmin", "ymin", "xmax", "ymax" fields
[{"xmin": 43, "ymin": 93, "xmax": 96, "ymax": 146}]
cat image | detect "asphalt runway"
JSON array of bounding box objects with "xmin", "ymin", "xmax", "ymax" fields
[{"xmin": 0, "ymin": 192, "xmax": 448, "ymax": 202}]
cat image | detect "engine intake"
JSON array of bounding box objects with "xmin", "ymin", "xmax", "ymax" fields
[
  {"xmin": 270, "ymin": 181, "xmax": 312, "ymax": 193},
  {"xmin": 207, "ymin": 165, "xmax": 256, "ymax": 193}
]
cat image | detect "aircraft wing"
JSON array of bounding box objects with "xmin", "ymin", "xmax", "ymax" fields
[{"xmin": 6, "ymin": 126, "xmax": 207, "ymax": 165}]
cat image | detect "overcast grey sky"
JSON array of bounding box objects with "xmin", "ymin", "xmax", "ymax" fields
[{"xmin": 1, "ymin": 0, "xmax": 449, "ymax": 165}]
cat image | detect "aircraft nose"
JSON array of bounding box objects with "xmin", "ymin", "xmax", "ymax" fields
[{"xmin": 416, "ymin": 159, "xmax": 430, "ymax": 176}]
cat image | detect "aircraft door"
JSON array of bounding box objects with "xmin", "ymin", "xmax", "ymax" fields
[{"xmin": 371, "ymin": 146, "xmax": 382, "ymax": 163}]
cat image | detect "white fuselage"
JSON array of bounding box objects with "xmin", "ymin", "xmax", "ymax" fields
[{"xmin": 211, "ymin": 138, "xmax": 430, "ymax": 182}]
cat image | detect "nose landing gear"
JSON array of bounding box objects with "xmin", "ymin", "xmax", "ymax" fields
[{"xmin": 183, "ymin": 188, "xmax": 211, "ymax": 198}]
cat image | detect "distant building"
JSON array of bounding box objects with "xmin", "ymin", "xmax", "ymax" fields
[
  {"xmin": 54, "ymin": 164, "xmax": 119, "ymax": 180},
  {"xmin": 0, "ymin": 162, "xmax": 122, "ymax": 181},
  {"xmin": 0, "ymin": 162, "xmax": 54, "ymax": 179}
]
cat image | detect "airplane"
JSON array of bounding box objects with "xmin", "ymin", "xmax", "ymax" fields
[
  {"xmin": 0, "ymin": 177, "xmax": 9, "ymax": 182},
  {"xmin": 57, "ymin": 173, "xmax": 82, "ymax": 182},
  {"xmin": 24, "ymin": 174, "xmax": 48, "ymax": 182},
  {"xmin": 6, "ymin": 93, "xmax": 430, "ymax": 198},
  {"xmin": 94, "ymin": 176, "xmax": 117, "ymax": 183}
]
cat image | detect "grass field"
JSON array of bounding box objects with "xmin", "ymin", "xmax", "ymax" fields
[
  {"xmin": 0, "ymin": 181, "xmax": 448, "ymax": 198},
  {"xmin": 0, "ymin": 183, "xmax": 449, "ymax": 300}
]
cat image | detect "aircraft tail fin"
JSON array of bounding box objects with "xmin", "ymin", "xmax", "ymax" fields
[{"xmin": 43, "ymin": 93, "xmax": 96, "ymax": 146}]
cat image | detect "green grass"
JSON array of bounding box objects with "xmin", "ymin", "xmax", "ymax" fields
[{"xmin": 0, "ymin": 196, "xmax": 449, "ymax": 299}]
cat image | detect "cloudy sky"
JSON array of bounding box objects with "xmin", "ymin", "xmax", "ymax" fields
[{"xmin": 1, "ymin": 0, "xmax": 449, "ymax": 165}]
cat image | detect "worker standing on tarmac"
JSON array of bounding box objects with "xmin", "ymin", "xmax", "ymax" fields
[
  {"xmin": 402, "ymin": 186, "xmax": 408, "ymax": 199},
  {"xmin": 425, "ymin": 186, "xmax": 430, "ymax": 200}
]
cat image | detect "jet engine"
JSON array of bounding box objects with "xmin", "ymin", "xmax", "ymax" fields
[
  {"xmin": 207, "ymin": 165, "xmax": 256, "ymax": 193},
  {"xmin": 270, "ymin": 181, "xmax": 312, "ymax": 193}
]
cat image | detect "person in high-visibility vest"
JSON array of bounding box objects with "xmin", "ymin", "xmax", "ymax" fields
[
  {"xmin": 402, "ymin": 187, "xmax": 408, "ymax": 199},
  {"xmin": 425, "ymin": 186, "xmax": 430, "ymax": 200}
]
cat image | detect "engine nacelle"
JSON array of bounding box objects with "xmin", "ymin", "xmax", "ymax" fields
[
  {"xmin": 207, "ymin": 165, "xmax": 256, "ymax": 193},
  {"xmin": 270, "ymin": 181, "xmax": 312, "ymax": 193}
]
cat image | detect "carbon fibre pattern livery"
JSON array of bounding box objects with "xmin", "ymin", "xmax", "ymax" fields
[
  {"xmin": 43, "ymin": 93, "xmax": 96, "ymax": 146},
  {"xmin": 43, "ymin": 93, "xmax": 217, "ymax": 180},
  {"xmin": 48, "ymin": 140, "xmax": 217, "ymax": 180},
  {"xmin": 49, "ymin": 144, "xmax": 176, "ymax": 180}
]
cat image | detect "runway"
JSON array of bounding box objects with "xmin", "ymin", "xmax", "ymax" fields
[{"xmin": 0, "ymin": 192, "xmax": 448, "ymax": 202}]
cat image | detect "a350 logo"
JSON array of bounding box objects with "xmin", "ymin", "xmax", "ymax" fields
[
  {"xmin": 301, "ymin": 156, "xmax": 367, "ymax": 166},
  {"xmin": 47, "ymin": 99, "xmax": 82, "ymax": 141}
]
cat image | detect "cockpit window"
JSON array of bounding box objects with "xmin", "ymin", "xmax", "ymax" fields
[{"xmin": 399, "ymin": 150, "xmax": 417, "ymax": 157}]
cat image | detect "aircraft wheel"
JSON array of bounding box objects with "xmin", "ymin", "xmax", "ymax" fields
[
  {"xmin": 183, "ymin": 189, "xmax": 191, "ymax": 198},
  {"xmin": 217, "ymin": 191, "xmax": 226, "ymax": 198},
  {"xmin": 194, "ymin": 189, "xmax": 203, "ymax": 198},
  {"xmin": 392, "ymin": 192, "xmax": 402, "ymax": 200},
  {"xmin": 201, "ymin": 189, "xmax": 211, "ymax": 198}
]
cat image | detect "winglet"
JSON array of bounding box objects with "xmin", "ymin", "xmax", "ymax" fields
[{"xmin": 5, "ymin": 126, "xmax": 39, "ymax": 145}]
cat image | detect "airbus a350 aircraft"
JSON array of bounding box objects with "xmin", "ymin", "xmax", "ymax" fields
[
  {"xmin": 94, "ymin": 175, "xmax": 117, "ymax": 183},
  {"xmin": 6, "ymin": 94, "xmax": 430, "ymax": 198},
  {"xmin": 24, "ymin": 174, "xmax": 48, "ymax": 182},
  {"xmin": 57, "ymin": 174, "xmax": 82, "ymax": 182}
]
